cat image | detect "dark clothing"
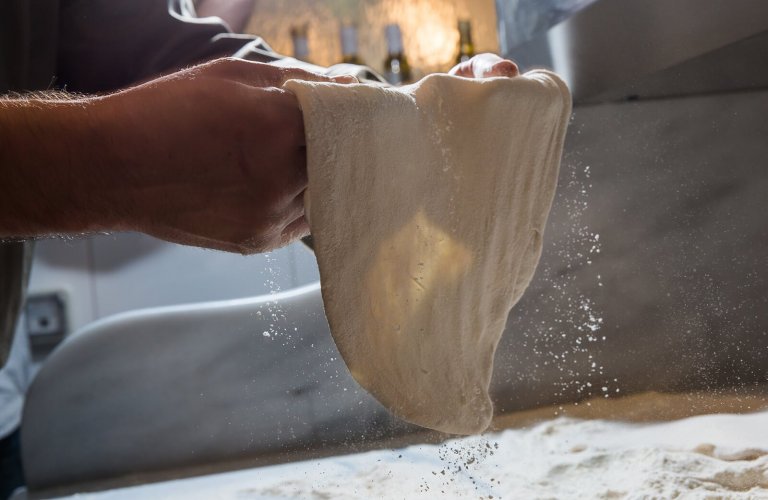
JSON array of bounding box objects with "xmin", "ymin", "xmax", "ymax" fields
[
  {"xmin": 0, "ymin": 0, "xmax": 59, "ymax": 92},
  {"xmin": 55, "ymin": 0, "xmax": 276, "ymax": 93},
  {"xmin": 0, "ymin": 0, "xmax": 277, "ymax": 96},
  {"xmin": 0, "ymin": 429, "xmax": 24, "ymax": 500},
  {"xmin": 0, "ymin": 244, "xmax": 29, "ymax": 370}
]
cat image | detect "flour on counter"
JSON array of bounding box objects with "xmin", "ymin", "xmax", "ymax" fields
[{"xmin": 60, "ymin": 410, "xmax": 768, "ymax": 499}]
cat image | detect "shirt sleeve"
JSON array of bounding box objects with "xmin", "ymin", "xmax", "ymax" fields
[
  {"xmin": 57, "ymin": 0, "xmax": 269, "ymax": 93},
  {"xmin": 56, "ymin": 0, "xmax": 384, "ymax": 93}
]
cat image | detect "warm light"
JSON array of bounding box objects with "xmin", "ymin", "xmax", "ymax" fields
[
  {"xmin": 246, "ymin": 0, "xmax": 498, "ymax": 75},
  {"xmin": 363, "ymin": 0, "xmax": 459, "ymax": 74},
  {"xmin": 365, "ymin": 209, "xmax": 472, "ymax": 342}
]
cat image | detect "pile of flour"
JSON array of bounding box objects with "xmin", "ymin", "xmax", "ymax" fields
[{"xmin": 67, "ymin": 410, "xmax": 768, "ymax": 499}]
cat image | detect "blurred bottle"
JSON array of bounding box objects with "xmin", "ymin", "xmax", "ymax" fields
[
  {"xmin": 383, "ymin": 23, "xmax": 412, "ymax": 85},
  {"xmin": 340, "ymin": 24, "xmax": 363, "ymax": 65},
  {"xmin": 290, "ymin": 23, "xmax": 311, "ymax": 62},
  {"xmin": 456, "ymin": 19, "xmax": 475, "ymax": 64}
]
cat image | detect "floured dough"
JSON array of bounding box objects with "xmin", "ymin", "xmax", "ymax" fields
[{"xmin": 285, "ymin": 71, "xmax": 571, "ymax": 435}]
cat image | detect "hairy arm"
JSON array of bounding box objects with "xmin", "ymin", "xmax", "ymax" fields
[
  {"xmin": 0, "ymin": 54, "xmax": 517, "ymax": 251},
  {"xmin": 0, "ymin": 96, "xmax": 118, "ymax": 236},
  {"xmin": 0, "ymin": 59, "xmax": 353, "ymax": 253}
]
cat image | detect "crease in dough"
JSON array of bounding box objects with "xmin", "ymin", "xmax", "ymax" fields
[{"xmin": 285, "ymin": 71, "xmax": 571, "ymax": 435}]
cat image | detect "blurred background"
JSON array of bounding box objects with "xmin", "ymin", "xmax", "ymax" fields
[{"xmin": 244, "ymin": 0, "xmax": 499, "ymax": 77}]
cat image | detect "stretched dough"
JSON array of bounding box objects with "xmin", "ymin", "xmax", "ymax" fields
[{"xmin": 285, "ymin": 71, "xmax": 571, "ymax": 435}]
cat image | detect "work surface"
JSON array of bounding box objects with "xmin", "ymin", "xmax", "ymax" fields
[{"xmin": 48, "ymin": 391, "xmax": 768, "ymax": 499}]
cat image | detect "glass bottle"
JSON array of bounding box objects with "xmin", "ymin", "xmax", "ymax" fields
[
  {"xmin": 382, "ymin": 23, "xmax": 412, "ymax": 85},
  {"xmin": 456, "ymin": 19, "xmax": 475, "ymax": 64},
  {"xmin": 340, "ymin": 24, "xmax": 362, "ymax": 65},
  {"xmin": 290, "ymin": 23, "xmax": 311, "ymax": 62}
]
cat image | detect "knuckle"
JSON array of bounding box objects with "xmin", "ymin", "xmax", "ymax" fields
[
  {"xmin": 276, "ymin": 67, "xmax": 294, "ymax": 81},
  {"xmin": 280, "ymin": 66, "xmax": 306, "ymax": 77},
  {"xmin": 282, "ymin": 67, "xmax": 324, "ymax": 82},
  {"xmin": 203, "ymin": 57, "xmax": 241, "ymax": 79},
  {"xmin": 210, "ymin": 57, "xmax": 237, "ymax": 70}
]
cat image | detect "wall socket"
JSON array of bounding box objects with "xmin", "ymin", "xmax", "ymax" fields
[{"xmin": 25, "ymin": 292, "xmax": 68, "ymax": 361}]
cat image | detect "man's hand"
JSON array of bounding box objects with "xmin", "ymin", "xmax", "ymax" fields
[
  {"xmin": 99, "ymin": 58, "xmax": 357, "ymax": 253},
  {"xmin": 449, "ymin": 53, "xmax": 519, "ymax": 79},
  {"xmin": 0, "ymin": 58, "xmax": 352, "ymax": 253},
  {"xmin": 0, "ymin": 56, "xmax": 517, "ymax": 254}
]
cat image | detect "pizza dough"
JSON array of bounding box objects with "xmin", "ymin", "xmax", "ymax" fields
[{"xmin": 284, "ymin": 71, "xmax": 571, "ymax": 435}]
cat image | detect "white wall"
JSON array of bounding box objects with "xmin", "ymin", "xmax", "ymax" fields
[{"xmin": 28, "ymin": 234, "xmax": 320, "ymax": 334}]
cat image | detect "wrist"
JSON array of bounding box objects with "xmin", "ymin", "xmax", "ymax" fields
[{"xmin": 0, "ymin": 96, "xmax": 129, "ymax": 237}]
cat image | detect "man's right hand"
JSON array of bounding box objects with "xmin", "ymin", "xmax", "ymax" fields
[{"xmin": 0, "ymin": 58, "xmax": 353, "ymax": 253}]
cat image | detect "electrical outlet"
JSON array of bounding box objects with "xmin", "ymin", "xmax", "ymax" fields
[{"xmin": 25, "ymin": 292, "xmax": 67, "ymax": 361}]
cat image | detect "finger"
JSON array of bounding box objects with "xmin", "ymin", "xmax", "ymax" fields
[
  {"xmin": 278, "ymin": 67, "xmax": 359, "ymax": 86},
  {"xmin": 240, "ymin": 89, "xmax": 308, "ymax": 204},
  {"xmin": 448, "ymin": 61, "xmax": 473, "ymax": 77},
  {"xmin": 482, "ymin": 59, "xmax": 519, "ymax": 78},
  {"xmin": 470, "ymin": 53, "xmax": 504, "ymax": 77},
  {"xmin": 269, "ymin": 187, "xmax": 307, "ymax": 223},
  {"xmin": 328, "ymin": 74, "xmax": 359, "ymax": 84},
  {"xmin": 471, "ymin": 53, "xmax": 518, "ymax": 78},
  {"xmin": 280, "ymin": 215, "xmax": 310, "ymax": 245},
  {"xmin": 272, "ymin": 100, "xmax": 310, "ymax": 199},
  {"xmin": 282, "ymin": 189, "xmax": 307, "ymax": 221},
  {"xmin": 266, "ymin": 88, "xmax": 307, "ymax": 147},
  {"xmin": 449, "ymin": 54, "xmax": 519, "ymax": 79},
  {"xmin": 208, "ymin": 58, "xmax": 348, "ymax": 87},
  {"xmin": 261, "ymin": 159, "xmax": 307, "ymax": 211},
  {"xmin": 272, "ymin": 63, "xmax": 362, "ymax": 86}
]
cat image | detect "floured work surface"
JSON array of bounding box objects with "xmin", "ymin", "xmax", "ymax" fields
[{"xmin": 285, "ymin": 71, "xmax": 571, "ymax": 434}]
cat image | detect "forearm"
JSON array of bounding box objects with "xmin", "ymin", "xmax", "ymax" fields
[
  {"xmin": 0, "ymin": 58, "xmax": 338, "ymax": 251},
  {"xmin": 0, "ymin": 97, "xmax": 125, "ymax": 237}
]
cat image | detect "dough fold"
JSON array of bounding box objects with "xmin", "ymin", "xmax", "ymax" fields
[{"xmin": 285, "ymin": 72, "xmax": 571, "ymax": 435}]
